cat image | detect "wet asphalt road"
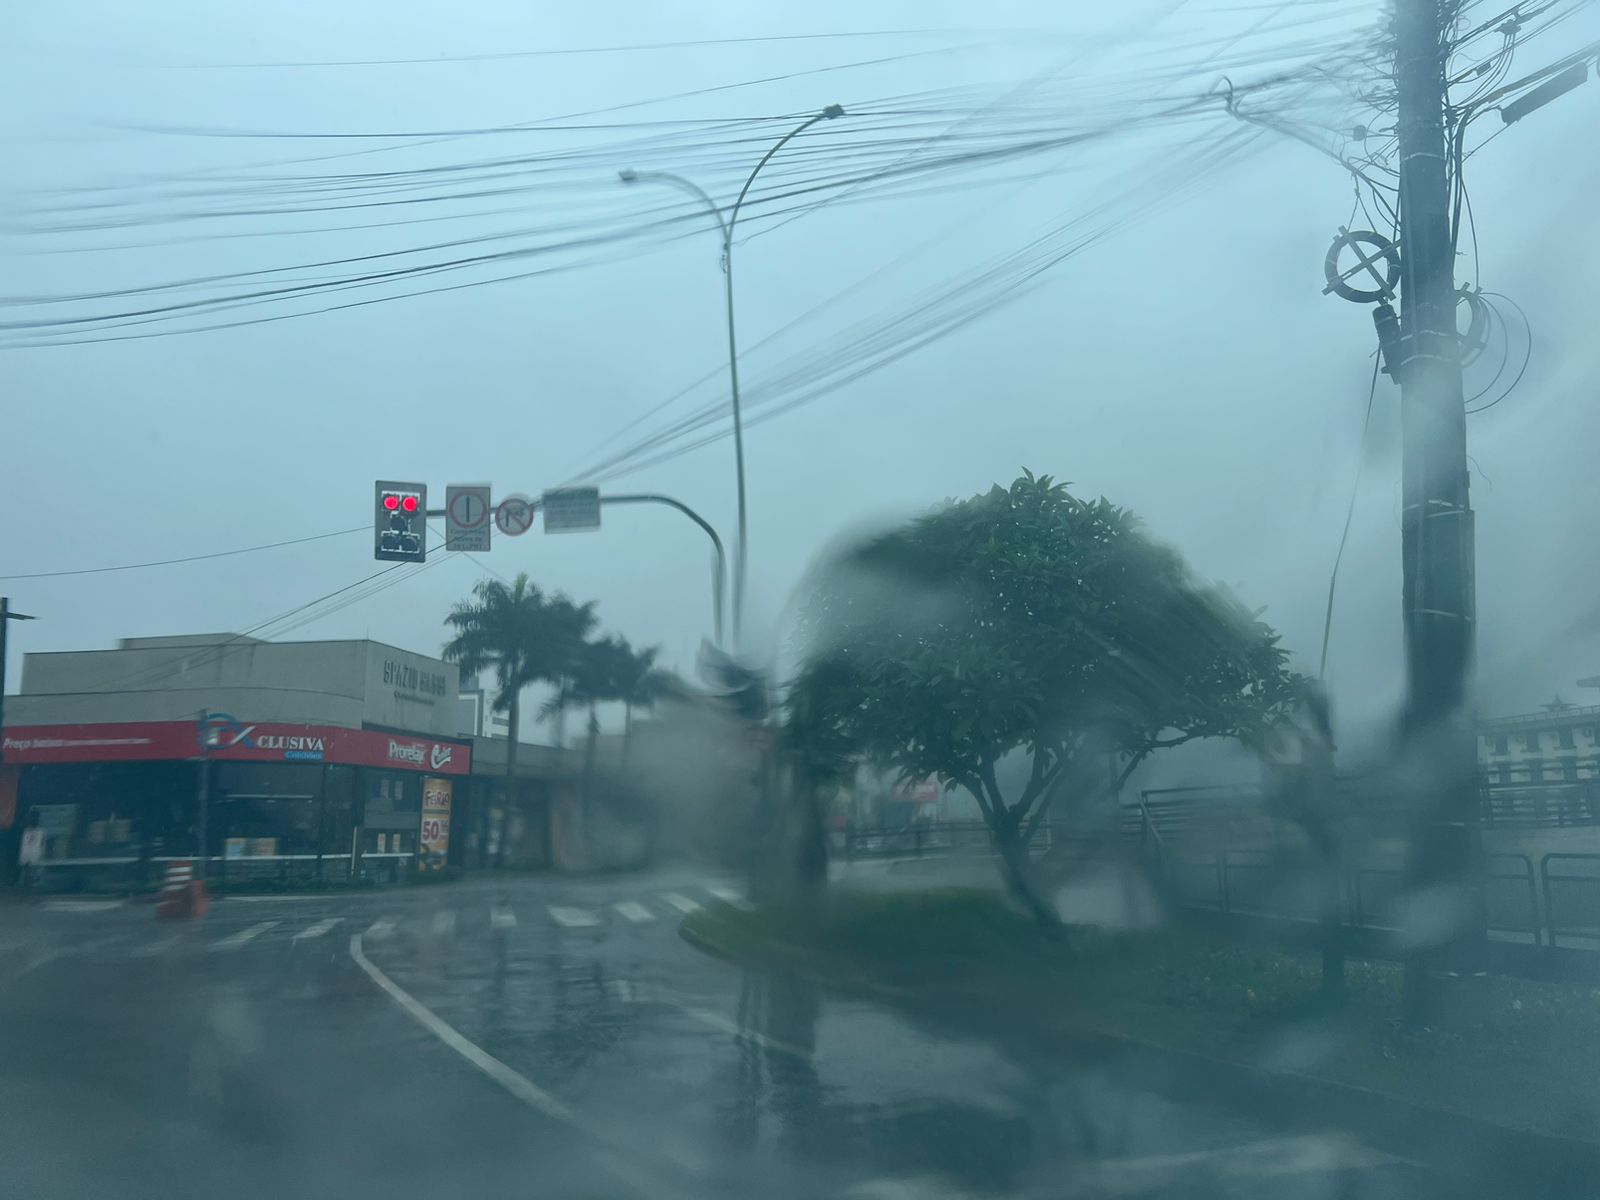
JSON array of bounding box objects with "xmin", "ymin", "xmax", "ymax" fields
[{"xmin": 0, "ymin": 869, "xmax": 1459, "ymax": 1199}]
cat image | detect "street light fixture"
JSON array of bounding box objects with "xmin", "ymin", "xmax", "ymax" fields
[{"xmin": 619, "ymin": 103, "xmax": 846, "ymax": 648}]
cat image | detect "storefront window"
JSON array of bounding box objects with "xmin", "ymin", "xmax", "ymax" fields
[
  {"xmin": 322, "ymin": 765, "xmax": 357, "ymax": 861},
  {"xmin": 20, "ymin": 763, "xmax": 196, "ymax": 861},
  {"xmin": 362, "ymin": 770, "xmax": 421, "ymax": 859},
  {"xmin": 214, "ymin": 762, "xmax": 323, "ymax": 858}
]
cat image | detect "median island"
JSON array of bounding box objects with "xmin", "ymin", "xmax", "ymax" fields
[{"xmin": 681, "ymin": 888, "xmax": 1600, "ymax": 1158}]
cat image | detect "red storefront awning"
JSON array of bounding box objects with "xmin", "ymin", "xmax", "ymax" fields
[{"xmin": 0, "ymin": 720, "xmax": 471, "ymax": 776}]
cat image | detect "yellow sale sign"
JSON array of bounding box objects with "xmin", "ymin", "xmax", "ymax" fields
[{"xmin": 419, "ymin": 777, "xmax": 453, "ymax": 870}]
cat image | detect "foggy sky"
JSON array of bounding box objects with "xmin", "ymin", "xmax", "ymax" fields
[{"xmin": 5, "ymin": 0, "xmax": 1599, "ymax": 752}]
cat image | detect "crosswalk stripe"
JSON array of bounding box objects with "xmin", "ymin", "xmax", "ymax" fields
[
  {"xmin": 430, "ymin": 911, "xmax": 457, "ymax": 937},
  {"xmin": 210, "ymin": 921, "xmax": 279, "ymax": 951},
  {"xmin": 292, "ymin": 918, "xmax": 341, "ymax": 941},
  {"xmin": 708, "ymin": 886, "xmax": 755, "ymax": 911},
  {"xmin": 366, "ymin": 916, "xmax": 398, "ymax": 939},
  {"xmin": 489, "ymin": 906, "xmax": 517, "ymax": 930},
  {"xmin": 661, "ymin": 892, "xmax": 700, "ymax": 914},
  {"xmin": 42, "ymin": 899, "xmax": 125, "ymax": 913},
  {"xmin": 613, "ymin": 901, "xmax": 655, "ymax": 923},
  {"xmin": 548, "ymin": 906, "xmax": 601, "ymax": 928}
]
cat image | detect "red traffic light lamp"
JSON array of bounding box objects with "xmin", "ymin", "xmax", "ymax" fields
[{"xmin": 374, "ymin": 481, "xmax": 427, "ymax": 562}]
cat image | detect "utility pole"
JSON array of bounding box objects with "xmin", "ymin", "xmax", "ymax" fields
[
  {"xmin": 1393, "ymin": 0, "xmax": 1487, "ymax": 1028},
  {"xmin": 0, "ymin": 598, "xmax": 38, "ymax": 765}
]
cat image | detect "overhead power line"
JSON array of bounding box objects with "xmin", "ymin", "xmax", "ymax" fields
[
  {"xmin": 173, "ymin": 28, "xmax": 1037, "ymax": 69},
  {"xmin": 0, "ymin": 526, "xmax": 366, "ymax": 580}
]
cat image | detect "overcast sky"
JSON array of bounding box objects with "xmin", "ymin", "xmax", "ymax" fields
[{"xmin": 5, "ymin": 0, "xmax": 1599, "ymax": 750}]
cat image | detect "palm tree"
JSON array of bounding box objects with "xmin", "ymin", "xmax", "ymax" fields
[
  {"xmin": 612, "ymin": 640, "xmax": 684, "ymax": 769},
  {"xmin": 442, "ymin": 573, "xmax": 594, "ymax": 784},
  {"xmin": 568, "ymin": 635, "xmax": 630, "ymax": 799}
]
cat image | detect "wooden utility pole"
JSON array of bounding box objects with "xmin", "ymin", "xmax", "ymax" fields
[{"xmin": 1393, "ymin": 0, "xmax": 1488, "ymax": 1028}]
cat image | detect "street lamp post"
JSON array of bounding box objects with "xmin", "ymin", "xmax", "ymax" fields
[{"xmin": 620, "ymin": 103, "xmax": 845, "ymax": 648}]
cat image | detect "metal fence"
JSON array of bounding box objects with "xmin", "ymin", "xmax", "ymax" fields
[
  {"xmin": 27, "ymin": 850, "xmax": 416, "ymax": 893},
  {"xmin": 841, "ymin": 810, "xmax": 1600, "ymax": 955},
  {"xmin": 1151, "ymin": 843, "xmax": 1600, "ymax": 952},
  {"xmin": 841, "ymin": 820, "xmax": 1056, "ymax": 862}
]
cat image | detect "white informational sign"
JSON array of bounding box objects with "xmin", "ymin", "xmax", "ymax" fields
[
  {"xmin": 541, "ymin": 487, "xmax": 601, "ymax": 533},
  {"xmin": 445, "ymin": 485, "xmax": 492, "ymax": 552},
  {"xmin": 495, "ymin": 494, "xmax": 536, "ymax": 537},
  {"xmin": 19, "ymin": 828, "xmax": 44, "ymax": 866}
]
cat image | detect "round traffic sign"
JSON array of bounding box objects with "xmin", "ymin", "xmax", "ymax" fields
[
  {"xmin": 448, "ymin": 488, "xmax": 490, "ymax": 530},
  {"xmin": 495, "ymin": 494, "xmax": 535, "ymax": 537}
]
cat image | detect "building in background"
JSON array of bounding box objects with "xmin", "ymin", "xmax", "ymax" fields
[
  {"xmin": 1477, "ymin": 684, "xmax": 1600, "ymax": 826},
  {"xmin": 0, "ymin": 632, "xmax": 582, "ymax": 890}
]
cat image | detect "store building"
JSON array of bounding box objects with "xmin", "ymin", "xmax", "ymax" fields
[{"xmin": 0, "ymin": 632, "xmax": 570, "ymax": 889}]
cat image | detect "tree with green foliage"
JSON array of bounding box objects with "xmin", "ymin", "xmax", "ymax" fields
[
  {"xmin": 789, "ymin": 473, "xmax": 1302, "ymax": 924},
  {"xmin": 443, "ymin": 573, "xmax": 596, "ymax": 781},
  {"xmin": 569, "ymin": 635, "xmax": 632, "ymax": 797},
  {"xmin": 611, "ymin": 640, "xmax": 684, "ymax": 769}
]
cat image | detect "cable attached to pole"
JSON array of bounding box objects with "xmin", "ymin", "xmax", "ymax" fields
[{"xmin": 1319, "ymin": 354, "xmax": 1383, "ymax": 679}]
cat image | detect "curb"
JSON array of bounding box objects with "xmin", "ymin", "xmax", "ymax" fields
[{"xmin": 678, "ymin": 910, "xmax": 1600, "ymax": 1193}]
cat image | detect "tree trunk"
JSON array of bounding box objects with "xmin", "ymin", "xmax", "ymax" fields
[
  {"xmin": 582, "ymin": 704, "xmax": 600, "ymax": 804},
  {"xmin": 620, "ymin": 702, "xmax": 634, "ymax": 774},
  {"xmin": 505, "ymin": 689, "xmax": 519, "ymax": 785},
  {"xmin": 790, "ymin": 768, "xmax": 829, "ymax": 898},
  {"xmin": 992, "ymin": 817, "xmax": 1060, "ymax": 930}
]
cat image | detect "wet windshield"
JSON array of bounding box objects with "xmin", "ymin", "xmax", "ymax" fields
[{"xmin": 4, "ymin": 2, "xmax": 1600, "ymax": 1198}]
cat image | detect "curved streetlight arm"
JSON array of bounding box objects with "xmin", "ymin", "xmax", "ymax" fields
[
  {"xmin": 617, "ymin": 169, "xmax": 728, "ymax": 244},
  {"xmin": 727, "ymin": 105, "xmax": 844, "ymax": 239},
  {"xmin": 600, "ymin": 493, "xmax": 727, "ymax": 647}
]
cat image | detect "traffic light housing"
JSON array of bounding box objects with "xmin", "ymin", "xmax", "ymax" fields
[{"xmin": 374, "ymin": 481, "xmax": 427, "ymax": 562}]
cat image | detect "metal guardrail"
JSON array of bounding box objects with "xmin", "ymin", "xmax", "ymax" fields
[
  {"xmin": 30, "ymin": 849, "xmax": 417, "ymax": 890},
  {"xmin": 1155, "ymin": 845, "xmax": 1571, "ymax": 951},
  {"xmin": 841, "ymin": 821, "xmax": 1055, "ymax": 861},
  {"xmin": 1540, "ymin": 853, "xmax": 1600, "ymax": 948}
]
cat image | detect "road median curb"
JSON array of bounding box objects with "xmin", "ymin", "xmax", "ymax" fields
[{"xmin": 679, "ymin": 907, "xmax": 1600, "ymax": 1193}]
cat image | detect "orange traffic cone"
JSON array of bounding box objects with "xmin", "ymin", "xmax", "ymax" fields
[{"xmin": 155, "ymin": 860, "xmax": 208, "ymax": 919}]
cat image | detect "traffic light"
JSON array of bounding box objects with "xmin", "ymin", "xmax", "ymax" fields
[{"xmin": 374, "ymin": 480, "xmax": 427, "ymax": 562}]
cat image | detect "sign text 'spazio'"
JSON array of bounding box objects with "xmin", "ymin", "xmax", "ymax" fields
[{"xmin": 383, "ymin": 659, "xmax": 450, "ymax": 697}]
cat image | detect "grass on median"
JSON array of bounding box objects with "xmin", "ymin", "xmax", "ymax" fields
[{"xmin": 684, "ymin": 888, "xmax": 1600, "ymax": 1143}]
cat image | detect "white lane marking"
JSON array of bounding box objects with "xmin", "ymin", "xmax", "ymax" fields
[
  {"xmin": 41, "ymin": 899, "xmax": 125, "ymax": 912},
  {"xmin": 225, "ymin": 892, "xmax": 332, "ymax": 903},
  {"xmin": 129, "ymin": 934, "xmax": 182, "ymax": 958},
  {"xmin": 1073, "ymin": 1133, "xmax": 1405, "ymax": 1189},
  {"xmin": 430, "ymin": 910, "xmax": 457, "ymax": 937},
  {"xmin": 613, "ymin": 901, "xmax": 655, "ymax": 923},
  {"xmin": 13, "ymin": 950, "xmax": 65, "ymax": 978},
  {"xmin": 292, "ymin": 917, "xmax": 342, "ymax": 942},
  {"xmin": 365, "ymin": 915, "xmax": 398, "ymax": 939},
  {"xmin": 209, "ymin": 921, "xmax": 279, "ymax": 951},
  {"xmin": 661, "ymin": 892, "xmax": 700, "ymax": 914},
  {"xmin": 548, "ymin": 906, "xmax": 601, "ymax": 928},
  {"xmin": 845, "ymin": 1178, "xmax": 982, "ymax": 1200},
  {"xmin": 489, "ymin": 905, "xmax": 517, "ymax": 930},
  {"xmin": 347, "ymin": 934, "xmax": 677, "ymax": 1196},
  {"xmin": 350, "ymin": 934, "xmax": 572, "ymax": 1117},
  {"xmin": 707, "ymin": 886, "xmax": 754, "ymax": 911}
]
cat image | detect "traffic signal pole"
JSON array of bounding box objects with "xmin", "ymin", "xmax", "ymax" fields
[
  {"xmin": 424, "ymin": 490, "xmax": 727, "ymax": 646},
  {"xmin": 1393, "ymin": 0, "xmax": 1487, "ymax": 1028}
]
